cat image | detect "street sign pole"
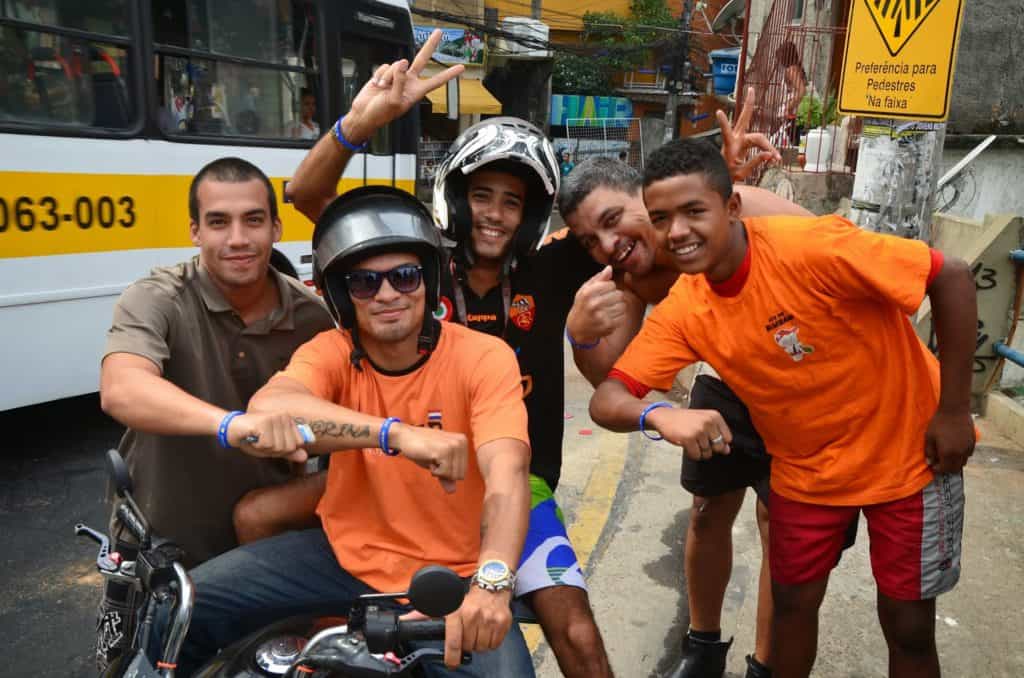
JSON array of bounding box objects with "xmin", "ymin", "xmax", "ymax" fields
[{"xmin": 838, "ymin": 0, "xmax": 966, "ymax": 243}]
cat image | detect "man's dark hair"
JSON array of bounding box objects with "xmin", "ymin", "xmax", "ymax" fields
[
  {"xmin": 557, "ymin": 156, "xmax": 642, "ymax": 219},
  {"xmin": 188, "ymin": 157, "xmax": 278, "ymax": 222},
  {"xmin": 642, "ymin": 139, "xmax": 733, "ymax": 202}
]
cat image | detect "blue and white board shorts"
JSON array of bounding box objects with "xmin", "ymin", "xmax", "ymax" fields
[{"xmin": 515, "ymin": 474, "xmax": 586, "ymax": 598}]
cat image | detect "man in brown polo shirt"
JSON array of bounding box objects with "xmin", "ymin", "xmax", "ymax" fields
[{"xmin": 95, "ymin": 157, "xmax": 333, "ymax": 669}]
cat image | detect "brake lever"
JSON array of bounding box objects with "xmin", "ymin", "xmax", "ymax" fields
[
  {"xmin": 400, "ymin": 648, "xmax": 472, "ymax": 667},
  {"xmin": 75, "ymin": 523, "xmax": 116, "ymax": 571},
  {"xmin": 75, "ymin": 523, "xmax": 136, "ymax": 583}
]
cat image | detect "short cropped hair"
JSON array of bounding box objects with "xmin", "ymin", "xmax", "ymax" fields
[
  {"xmin": 189, "ymin": 157, "xmax": 278, "ymax": 223},
  {"xmin": 642, "ymin": 139, "xmax": 733, "ymax": 202},
  {"xmin": 557, "ymin": 157, "xmax": 642, "ymax": 219}
]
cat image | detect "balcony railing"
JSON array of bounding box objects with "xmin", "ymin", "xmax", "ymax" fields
[{"xmin": 617, "ymin": 66, "xmax": 669, "ymax": 92}]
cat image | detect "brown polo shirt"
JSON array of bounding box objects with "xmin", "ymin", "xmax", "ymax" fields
[{"xmin": 104, "ymin": 257, "xmax": 334, "ymax": 566}]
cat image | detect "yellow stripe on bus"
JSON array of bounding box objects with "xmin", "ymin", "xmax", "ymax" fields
[{"xmin": 0, "ymin": 173, "xmax": 415, "ymax": 259}]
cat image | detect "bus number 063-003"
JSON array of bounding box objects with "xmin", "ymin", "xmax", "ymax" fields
[{"xmin": 0, "ymin": 195, "xmax": 137, "ymax": 233}]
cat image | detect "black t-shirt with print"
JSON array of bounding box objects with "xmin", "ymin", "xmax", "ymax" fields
[{"xmin": 439, "ymin": 234, "xmax": 602, "ymax": 490}]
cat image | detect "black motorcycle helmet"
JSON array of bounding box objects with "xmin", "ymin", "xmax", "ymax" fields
[{"xmin": 312, "ymin": 186, "xmax": 444, "ymax": 364}]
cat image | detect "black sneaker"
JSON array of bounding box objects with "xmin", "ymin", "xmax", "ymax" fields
[
  {"xmin": 665, "ymin": 633, "xmax": 733, "ymax": 678},
  {"xmin": 744, "ymin": 654, "xmax": 772, "ymax": 678}
]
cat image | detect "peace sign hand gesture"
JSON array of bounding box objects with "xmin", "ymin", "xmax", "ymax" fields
[
  {"xmin": 343, "ymin": 30, "xmax": 465, "ymax": 144},
  {"xmin": 717, "ymin": 86, "xmax": 781, "ymax": 181}
]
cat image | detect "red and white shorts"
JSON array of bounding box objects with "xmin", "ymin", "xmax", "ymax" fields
[{"xmin": 769, "ymin": 473, "xmax": 964, "ymax": 600}]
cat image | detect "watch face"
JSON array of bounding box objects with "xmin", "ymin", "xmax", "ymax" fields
[{"xmin": 480, "ymin": 560, "xmax": 509, "ymax": 583}]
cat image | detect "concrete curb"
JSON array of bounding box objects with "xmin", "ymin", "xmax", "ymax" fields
[{"xmin": 983, "ymin": 391, "xmax": 1024, "ymax": 442}]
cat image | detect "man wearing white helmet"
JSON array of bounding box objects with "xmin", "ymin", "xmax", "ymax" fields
[{"xmin": 280, "ymin": 32, "xmax": 615, "ymax": 678}]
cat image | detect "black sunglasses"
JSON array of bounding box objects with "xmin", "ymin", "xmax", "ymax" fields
[{"xmin": 344, "ymin": 264, "xmax": 424, "ymax": 299}]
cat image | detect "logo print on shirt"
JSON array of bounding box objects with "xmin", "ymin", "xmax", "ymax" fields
[
  {"xmin": 434, "ymin": 296, "xmax": 453, "ymax": 322},
  {"xmin": 427, "ymin": 411, "xmax": 443, "ymax": 430},
  {"xmin": 510, "ymin": 294, "xmax": 536, "ymax": 331},
  {"xmin": 774, "ymin": 326, "xmax": 815, "ymax": 362}
]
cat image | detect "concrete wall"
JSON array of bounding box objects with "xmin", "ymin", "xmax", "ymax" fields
[
  {"xmin": 947, "ymin": 0, "xmax": 1024, "ymax": 134},
  {"xmin": 919, "ymin": 214, "xmax": 1024, "ymax": 394},
  {"xmin": 939, "ymin": 146, "xmax": 1024, "ymax": 223}
]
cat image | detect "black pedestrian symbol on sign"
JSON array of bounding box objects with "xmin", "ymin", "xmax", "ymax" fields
[{"xmin": 866, "ymin": 0, "xmax": 942, "ymax": 56}]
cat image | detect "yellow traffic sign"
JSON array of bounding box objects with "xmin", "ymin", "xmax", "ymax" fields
[{"xmin": 838, "ymin": 0, "xmax": 966, "ymax": 120}]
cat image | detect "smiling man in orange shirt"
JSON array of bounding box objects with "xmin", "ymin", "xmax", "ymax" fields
[
  {"xmin": 589, "ymin": 138, "xmax": 976, "ymax": 678},
  {"xmin": 176, "ymin": 187, "xmax": 534, "ymax": 677}
]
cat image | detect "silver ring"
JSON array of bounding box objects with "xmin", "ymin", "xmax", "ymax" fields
[{"xmin": 710, "ymin": 435, "xmax": 724, "ymax": 445}]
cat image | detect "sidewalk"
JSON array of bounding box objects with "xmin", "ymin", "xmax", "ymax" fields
[{"xmin": 543, "ymin": 349, "xmax": 1024, "ymax": 677}]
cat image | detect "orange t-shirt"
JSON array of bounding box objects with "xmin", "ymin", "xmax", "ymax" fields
[
  {"xmin": 280, "ymin": 322, "xmax": 529, "ymax": 592},
  {"xmin": 614, "ymin": 215, "xmax": 940, "ymax": 506}
]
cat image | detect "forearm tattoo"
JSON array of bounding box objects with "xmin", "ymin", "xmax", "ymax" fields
[{"xmin": 293, "ymin": 417, "xmax": 371, "ymax": 440}]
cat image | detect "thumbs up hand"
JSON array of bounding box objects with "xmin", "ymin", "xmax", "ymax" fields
[{"xmin": 566, "ymin": 266, "xmax": 627, "ymax": 347}]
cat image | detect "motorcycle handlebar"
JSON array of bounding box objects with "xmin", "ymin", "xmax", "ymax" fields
[
  {"xmin": 116, "ymin": 502, "xmax": 148, "ymax": 545},
  {"xmin": 396, "ymin": 618, "xmax": 447, "ymax": 643}
]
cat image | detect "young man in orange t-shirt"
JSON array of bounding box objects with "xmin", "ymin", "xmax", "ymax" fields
[
  {"xmin": 589, "ymin": 138, "xmax": 976, "ymax": 678},
  {"xmin": 176, "ymin": 187, "xmax": 534, "ymax": 677}
]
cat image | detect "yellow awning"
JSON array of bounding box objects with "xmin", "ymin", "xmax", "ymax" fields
[{"xmin": 426, "ymin": 79, "xmax": 502, "ymax": 115}]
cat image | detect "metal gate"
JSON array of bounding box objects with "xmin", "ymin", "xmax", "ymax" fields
[
  {"xmin": 739, "ymin": 0, "xmax": 853, "ymax": 182},
  {"xmin": 563, "ymin": 117, "xmax": 645, "ymax": 169}
]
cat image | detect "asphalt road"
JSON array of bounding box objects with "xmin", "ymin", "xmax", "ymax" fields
[
  {"xmin": 5, "ymin": 365, "xmax": 1024, "ymax": 678},
  {"xmin": 1, "ymin": 394, "xmax": 123, "ymax": 677}
]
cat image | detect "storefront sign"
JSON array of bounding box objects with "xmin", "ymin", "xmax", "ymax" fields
[{"xmin": 414, "ymin": 26, "xmax": 484, "ymax": 65}]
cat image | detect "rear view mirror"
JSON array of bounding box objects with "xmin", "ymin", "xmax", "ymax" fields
[
  {"xmin": 407, "ymin": 565, "xmax": 465, "ymax": 618},
  {"xmin": 105, "ymin": 449, "xmax": 133, "ymax": 497}
]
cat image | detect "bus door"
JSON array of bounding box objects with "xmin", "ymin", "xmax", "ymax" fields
[{"xmin": 329, "ymin": 1, "xmax": 417, "ymax": 194}]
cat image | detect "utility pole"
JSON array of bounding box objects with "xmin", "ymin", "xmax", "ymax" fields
[
  {"xmin": 839, "ymin": 0, "xmax": 966, "ymax": 242},
  {"xmin": 663, "ymin": 0, "xmax": 692, "ymax": 145}
]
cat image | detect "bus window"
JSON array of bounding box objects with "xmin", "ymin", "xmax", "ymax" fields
[
  {"xmin": 154, "ymin": 0, "xmax": 320, "ymax": 141},
  {"xmin": 0, "ymin": 25, "xmax": 134, "ymax": 129},
  {"xmin": 3, "ymin": 0, "xmax": 131, "ymax": 36},
  {"xmin": 187, "ymin": 0, "xmax": 300, "ymax": 64}
]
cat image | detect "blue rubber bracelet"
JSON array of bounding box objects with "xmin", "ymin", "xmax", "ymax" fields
[
  {"xmin": 379, "ymin": 417, "xmax": 401, "ymax": 456},
  {"xmin": 218, "ymin": 410, "xmax": 245, "ymax": 449},
  {"xmin": 565, "ymin": 328, "xmax": 601, "ymax": 350},
  {"xmin": 333, "ymin": 116, "xmax": 368, "ymax": 152},
  {"xmin": 639, "ymin": 401, "xmax": 672, "ymax": 441}
]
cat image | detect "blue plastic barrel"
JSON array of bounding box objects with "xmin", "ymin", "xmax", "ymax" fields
[{"xmin": 709, "ymin": 47, "xmax": 741, "ymax": 95}]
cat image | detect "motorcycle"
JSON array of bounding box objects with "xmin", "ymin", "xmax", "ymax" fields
[{"xmin": 79, "ymin": 449, "xmax": 469, "ymax": 678}]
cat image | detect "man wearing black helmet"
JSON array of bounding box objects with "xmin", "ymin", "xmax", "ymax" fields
[
  {"xmin": 176, "ymin": 184, "xmax": 535, "ymax": 676},
  {"xmin": 280, "ymin": 33, "xmax": 615, "ymax": 678}
]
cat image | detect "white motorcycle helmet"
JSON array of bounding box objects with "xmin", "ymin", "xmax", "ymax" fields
[{"xmin": 432, "ymin": 117, "xmax": 560, "ymax": 268}]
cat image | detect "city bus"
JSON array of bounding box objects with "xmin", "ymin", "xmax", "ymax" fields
[{"xmin": 0, "ymin": 0, "xmax": 420, "ymax": 411}]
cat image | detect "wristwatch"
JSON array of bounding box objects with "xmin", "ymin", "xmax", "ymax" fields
[{"xmin": 471, "ymin": 559, "xmax": 516, "ymax": 593}]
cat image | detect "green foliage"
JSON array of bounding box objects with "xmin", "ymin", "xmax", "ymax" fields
[
  {"xmin": 796, "ymin": 92, "xmax": 838, "ymax": 128},
  {"xmin": 552, "ymin": 0, "xmax": 677, "ymax": 96},
  {"xmin": 551, "ymin": 55, "xmax": 616, "ymax": 95}
]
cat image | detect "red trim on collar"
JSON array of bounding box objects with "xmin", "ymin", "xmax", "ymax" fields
[{"xmin": 707, "ymin": 242, "xmax": 752, "ymax": 297}]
